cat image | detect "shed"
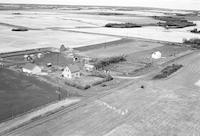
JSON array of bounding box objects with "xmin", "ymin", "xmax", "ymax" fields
[
  {"xmin": 84, "ymin": 64, "xmax": 95, "ymax": 71},
  {"xmin": 152, "ymin": 51, "xmax": 162, "ymax": 59},
  {"xmin": 37, "ymin": 53, "xmax": 43, "ymax": 58},
  {"xmin": 22, "ymin": 63, "xmax": 42, "ymax": 74}
]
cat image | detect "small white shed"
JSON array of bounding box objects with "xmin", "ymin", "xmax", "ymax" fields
[
  {"xmin": 84, "ymin": 64, "xmax": 95, "ymax": 71},
  {"xmin": 152, "ymin": 51, "xmax": 162, "ymax": 59},
  {"xmin": 37, "ymin": 53, "xmax": 43, "ymax": 58}
]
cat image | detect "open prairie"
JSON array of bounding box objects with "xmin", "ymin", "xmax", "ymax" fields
[{"xmin": 0, "ymin": 5, "xmax": 200, "ymax": 53}]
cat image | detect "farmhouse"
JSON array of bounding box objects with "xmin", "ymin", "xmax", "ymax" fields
[
  {"xmin": 22, "ymin": 63, "xmax": 42, "ymax": 74},
  {"xmin": 62, "ymin": 64, "xmax": 81, "ymax": 79}
]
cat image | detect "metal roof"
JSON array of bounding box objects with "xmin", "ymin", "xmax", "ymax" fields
[
  {"xmin": 67, "ymin": 64, "xmax": 80, "ymax": 73},
  {"xmin": 23, "ymin": 63, "xmax": 40, "ymax": 70}
]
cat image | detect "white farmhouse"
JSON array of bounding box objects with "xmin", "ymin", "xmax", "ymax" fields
[{"xmin": 62, "ymin": 64, "xmax": 81, "ymax": 79}]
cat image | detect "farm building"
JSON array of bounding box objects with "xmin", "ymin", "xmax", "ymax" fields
[
  {"xmin": 60, "ymin": 44, "xmax": 67, "ymax": 52},
  {"xmin": 37, "ymin": 53, "xmax": 44, "ymax": 58},
  {"xmin": 62, "ymin": 64, "xmax": 81, "ymax": 79},
  {"xmin": 0, "ymin": 62, "xmax": 4, "ymax": 68},
  {"xmin": 35, "ymin": 52, "xmax": 73, "ymax": 67},
  {"xmin": 152, "ymin": 51, "xmax": 162, "ymax": 59},
  {"xmin": 22, "ymin": 63, "xmax": 42, "ymax": 74},
  {"xmin": 82, "ymin": 56, "xmax": 93, "ymax": 64},
  {"xmin": 84, "ymin": 63, "xmax": 95, "ymax": 71}
]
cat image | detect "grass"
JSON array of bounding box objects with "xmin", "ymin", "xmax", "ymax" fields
[
  {"xmin": 133, "ymin": 63, "xmax": 152, "ymax": 72},
  {"xmin": 153, "ymin": 64, "xmax": 183, "ymax": 79},
  {"xmin": 89, "ymin": 71, "xmax": 113, "ymax": 80},
  {"xmin": 105, "ymin": 23, "xmax": 142, "ymax": 28},
  {"xmin": 94, "ymin": 56, "xmax": 126, "ymax": 70},
  {"xmin": 65, "ymin": 74, "xmax": 113, "ymax": 90},
  {"xmin": 65, "ymin": 79, "xmax": 91, "ymax": 90},
  {"xmin": 0, "ymin": 68, "xmax": 62, "ymax": 123}
]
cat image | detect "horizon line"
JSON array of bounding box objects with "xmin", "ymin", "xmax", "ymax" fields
[{"xmin": 0, "ymin": 2, "xmax": 198, "ymax": 11}]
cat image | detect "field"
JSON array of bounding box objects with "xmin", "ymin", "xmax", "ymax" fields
[
  {"xmin": 0, "ymin": 4, "xmax": 199, "ymax": 53},
  {"xmin": 1, "ymin": 4, "xmax": 200, "ymax": 135},
  {"xmin": 66, "ymin": 26, "xmax": 200, "ymax": 43},
  {"xmin": 80, "ymin": 38, "xmax": 190, "ymax": 76},
  {"xmin": 79, "ymin": 38, "xmax": 167, "ymax": 58},
  {"xmin": 0, "ymin": 68, "xmax": 60, "ymax": 123},
  {"xmin": 5, "ymin": 51, "xmax": 200, "ymax": 136},
  {"xmin": 0, "ymin": 25, "xmax": 120, "ymax": 53}
]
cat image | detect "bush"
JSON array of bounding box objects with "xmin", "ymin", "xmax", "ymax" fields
[
  {"xmin": 154, "ymin": 16, "xmax": 196, "ymax": 28},
  {"xmin": 183, "ymin": 38, "xmax": 200, "ymax": 49},
  {"xmin": 65, "ymin": 80, "xmax": 90, "ymax": 90},
  {"xmin": 90, "ymin": 70, "xmax": 109, "ymax": 77},
  {"xmin": 92, "ymin": 78, "xmax": 106, "ymax": 86},
  {"xmin": 105, "ymin": 23, "xmax": 142, "ymax": 28},
  {"xmin": 190, "ymin": 28, "xmax": 200, "ymax": 33},
  {"xmin": 89, "ymin": 71, "xmax": 113, "ymax": 85},
  {"xmin": 65, "ymin": 73, "xmax": 113, "ymax": 90},
  {"xmin": 88, "ymin": 71, "xmax": 113, "ymax": 86},
  {"xmin": 12, "ymin": 28, "xmax": 28, "ymax": 31},
  {"xmin": 91, "ymin": 76, "xmax": 113, "ymax": 86},
  {"xmin": 98, "ymin": 12, "xmax": 124, "ymax": 16},
  {"xmin": 94, "ymin": 56, "xmax": 126, "ymax": 70},
  {"xmin": 133, "ymin": 63, "xmax": 152, "ymax": 73},
  {"xmin": 153, "ymin": 64, "xmax": 183, "ymax": 79}
]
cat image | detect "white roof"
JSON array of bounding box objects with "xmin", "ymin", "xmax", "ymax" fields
[
  {"xmin": 152, "ymin": 51, "xmax": 162, "ymax": 59},
  {"xmin": 24, "ymin": 55, "xmax": 29, "ymax": 58}
]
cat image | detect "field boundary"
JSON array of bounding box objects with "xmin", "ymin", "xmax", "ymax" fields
[{"xmin": 0, "ymin": 98, "xmax": 80, "ymax": 135}]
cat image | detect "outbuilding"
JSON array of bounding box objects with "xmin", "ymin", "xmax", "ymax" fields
[
  {"xmin": 22, "ymin": 63, "xmax": 42, "ymax": 74},
  {"xmin": 152, "ymin": 51, "xmax": 162, "ymax": 59},
  {"xmin": 84, "ymin": 63, "xmax": 95, "ymax": 71},
  {"xmin": 37, "ymin": 53, "xmax": 43, "ymax": 58},
  {"xmin": 62, "ymin": 64, "xmax": 81, "ymax": 79}
]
